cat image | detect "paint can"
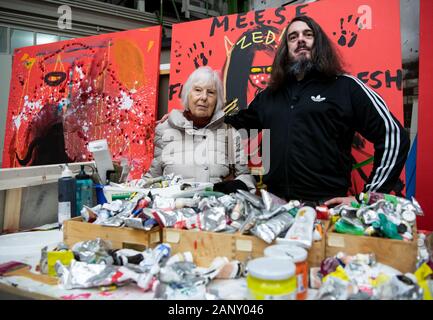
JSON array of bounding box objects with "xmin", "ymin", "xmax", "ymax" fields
[
  {"xmin": 246, "ymin": 257, "xmax": 296, "ymax": 300},
  {"xmin": 264, "ymin": 244, "xmax": 308, "ymax": 300}
]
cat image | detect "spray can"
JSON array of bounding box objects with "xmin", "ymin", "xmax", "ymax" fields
[
  {"xmin": 75, "ymin": 165, "xmax": 93, "ymax": 216},
  {"xmin": 58, "ymin": 164, "xmax": 76, "ymax": 225}
]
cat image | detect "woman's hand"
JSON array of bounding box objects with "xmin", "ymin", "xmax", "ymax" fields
[{"xmin": 156, "ymin": 113, "xmax": 169, "ymax": 125}]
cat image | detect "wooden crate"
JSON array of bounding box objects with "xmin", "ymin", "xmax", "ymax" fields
[
  {"xmin": 325, "ymin": 224, "xmax": 418, "ymax": 273},
  {"xmin": 63, "ymin": 217, "xmax": 161, "ymax": 250},
  {"xmin": 163, "ymin": 222, "xmax": 328, "ymax": 268}
]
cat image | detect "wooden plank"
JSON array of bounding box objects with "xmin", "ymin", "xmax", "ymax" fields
[
  {"xmin": 3, "ymin": 188, "xmax": 22, "ymax": 232},
  {"xmin": 63, "ymin": 218, "xmax": 161, "ymax": 250},
  {"xmin": 326, "ymin": 224, "xmax": 418, "ymax": 273},
  {"xmin": 0, "ymin": 161, "xmax": 95, "ymax": 191}
]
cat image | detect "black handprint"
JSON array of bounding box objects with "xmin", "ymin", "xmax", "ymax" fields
[
  {"xmin": 186, "ymin": 41, "xmax": 213, "ymax": 69},
  {"xmin": 174, "ymin": 40, "xmax": 183, "ymax": 74},
  {"xmin": 333, "ymin": 15, "xmax": 361, "ymax": 48}
]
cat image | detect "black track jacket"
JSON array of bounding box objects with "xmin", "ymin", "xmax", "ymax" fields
[{"xmin": 225, "ymin": 72, "xmax": 410, "ymax": 201}]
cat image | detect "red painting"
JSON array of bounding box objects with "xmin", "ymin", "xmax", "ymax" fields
[
  {"xmin": 168, "ymin": 0, "xmax": 403, "ymax": 195},
  {"xmin": 2, "ymin": 26, "xmax": 162, "ymax": 179}
]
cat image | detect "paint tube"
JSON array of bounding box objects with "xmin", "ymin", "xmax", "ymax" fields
[
  {"xmin": 230, "ymin": 198, "xmax": 245, "ymax": 221},
  {"xmin": 39, "ymin": 246, "xmax": 48, "ymax": 274},
  {"xmin": 56, "ymin": 260, "xmax": 125, "ymax": 290},
  {"xmin": 236, "ymin": 189, "xmax": 264, "ymax": 209},
  {"xmin": 157, "ymin": 261, "xmax": 208, "ymax": 299},
  {"xmin": 124, "ymin": 216, "xmax": 155, "ymax": 230},
  {"xmin": 238, "ymin": 202, "xmax": 258, "ymax": 234},
  {"xmin": 142, "ymin": 173, "xmax": 175, "ymax": 188},
  {"xmin": 283, "ymin": 206, "xmax": 317, "ymax": 248},
  {"xmin": 152, "ymin": 209, "xmax": 182, "ymax": 227},
  {"xmin": 315, "ymin": 276, "xmax": 350, "ymax": 300},
  {"xmin": 71, "ymin": 238, "xmax": 114, "ymax": 265},
  {"xmin": 199, "ymin": 206, "xmax": 227, "ymax": 232},
  {"xmin": 375, "ymin": 274, "xmax": 423, "ymax": 300},
  {"xmin": 260, "ymin": 189, "xmax": 287, "ymax": 212},
  {"xmin": 165, "ymin": 252, "xmax": 194, "ymax": 266},
  {"xmin": 175, "ymin": 208, "xmax": 199, "ymax": 229},
  {"xmin": 218, "ymin": 194, "xmax": 237, "ymax": 211},
  {"xmin": 256, "ymin": 199, "xmax": 301, "ymax": 221},
  {"xmin": 174, "ymin": 195, "xmax": 200, "ymax": 209},
  {"xmin": 153, "ymin": 196, "xmax": 175, "ymax": 210},
  {"xmin": 81, "ymin": 205, "xmax": 98, "ymax": 223},
  {"xmin": 251, "ymin": 213, "xmax": 294, "ymax": 244}
]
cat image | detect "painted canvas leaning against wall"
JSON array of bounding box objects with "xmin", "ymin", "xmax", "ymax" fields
[{"xmin": 2, "ymin": 26, "xmax": 162, "ymax": 179}]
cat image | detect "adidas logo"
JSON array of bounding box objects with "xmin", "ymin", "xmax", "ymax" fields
[{"xmin": 311, "ymin": 95, "xmax": 326, "ymax": 102}]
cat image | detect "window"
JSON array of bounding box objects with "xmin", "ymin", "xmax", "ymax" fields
[
  {"xmin": 60, "ymin": 36, "xmax": 74, "ymax": 41},
  {"xmin": 11, "ymin": 29, "xmax": 33, "ymax": 52},
  {"xmin": 36, "ymin": 33, "xmax": 59, "ymax": 45},
  {"xmin": 0, "ymin": 27, "xmax": 7, "ymax": 53}
]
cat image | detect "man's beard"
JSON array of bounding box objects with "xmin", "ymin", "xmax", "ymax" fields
[{"xmin": 286, "ymin": 55, "xmax": 315, "ymax": 79}]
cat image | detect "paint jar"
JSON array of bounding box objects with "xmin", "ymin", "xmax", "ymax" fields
[
  {"xmin": 264, "ymin": 245, "xmax": 308, "ymax": 300},
  {"xmin": 246, "ymin": 257, "xmax": 296, "ymax": 300}
]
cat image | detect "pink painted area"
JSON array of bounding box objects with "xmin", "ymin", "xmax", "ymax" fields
[
  {"xmin": 61, "ymin": 293, "xmax": 92, "ymax": 300},
  {"xmin": 415, "ymin": 0, "xmax": 433, "ymax": 231}
]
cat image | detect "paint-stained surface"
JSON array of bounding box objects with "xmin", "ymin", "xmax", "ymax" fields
[
  {"xmin": 2, "ymin": 26, "xmax": 162, "ymax": 179},
  {"xmin": 168, "ymin": 0, "xmax": 404, "ymax": 195}
]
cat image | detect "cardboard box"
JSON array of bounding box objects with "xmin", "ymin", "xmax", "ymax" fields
[
  {"xmin": 63, "ymin": 217, "xmax": 161, "ymax": 250},
  {"xmin": 325, "ymin": 224, "xmax": 418, "ymax": 273}
]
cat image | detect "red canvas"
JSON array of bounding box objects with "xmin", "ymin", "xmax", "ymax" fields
[
  {"xmin": 168, "ymin": 0, "xmax": 403, "ymax": 195},
  {"xmin": 2, "ymin": 26, "xmax": 162, "ymax": 179}
]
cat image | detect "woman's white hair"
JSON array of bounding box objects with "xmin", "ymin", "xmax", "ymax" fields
[{"xmin": 181, "ymin": 66, "xmax": 225, "ymax": 112}]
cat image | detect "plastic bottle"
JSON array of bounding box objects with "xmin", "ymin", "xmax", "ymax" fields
[
  {"xmin": 58, "ymin": 164, "xmax": 76, "ymax": 225},
  {"xmin": 75, "ymin": 165, "xmax": 93, "ymax": 216}
]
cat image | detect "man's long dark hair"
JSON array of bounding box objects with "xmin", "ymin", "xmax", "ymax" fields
[{"xmin": 269, "ymin": 15, "xmax": 346, "ymax": 91}]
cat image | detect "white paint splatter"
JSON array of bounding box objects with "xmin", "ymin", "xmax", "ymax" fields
[
  {"xmin": 75, "ymin": 65, "xmax": 85, "ymax": 79},
  {"xmin": 119, "ymin": 91, "xmax": 134, "ymax": 110}
]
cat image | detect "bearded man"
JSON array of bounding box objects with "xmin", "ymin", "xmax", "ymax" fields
[{"xmin": 225, "ymin": 15, "xmax": 409, "ymax": 206}]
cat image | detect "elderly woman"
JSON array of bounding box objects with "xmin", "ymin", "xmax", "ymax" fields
[{"xmin": 146, "ymin": 66, "xmax": 255, "ymax": 193}]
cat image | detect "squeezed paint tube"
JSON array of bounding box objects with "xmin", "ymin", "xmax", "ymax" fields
[
  {"xmin": 230, "ymin": 198, "xmax": 245, "ymax": 221},
  {"xmin": 174, "ymin": 195, "xmax": 200, "ymax": 209},
  {"xmin": 175, "ymin": 208, "xmax": 199, "ymax": 229},
  {"xmin": 218, "ymin": 194, "xmax": 237, "ymax": 210},
  {"xmin": 152, "ymin": 209, "xmax": 183, "ymax": 228},
  {"xmin": 260, "ymin": 189, "xmax": 287, "ymax": 212},
  {"xmin": 165, "ymin": 252, "xmax": 194, "ymax": 266},
  {"xmin": 56, "ymin": 260, "xmax": 125, "ymax": 290},
  {"xmin": 199, "ymin": 206, "xmax": 227, "ymax": 232},
  {"xmin": 250, "ymin": 213, "xmax": 294, "ymax": 244},
  {"xmin": 153, "ymin": 196, "xmax": 175, "ymax": 210},
  {"xmin": 315, "ymin": 276, "xmax": 350, "ymax": 300},
  {"xmin": 156, "ymin": 261, "xmax": 208, "ymax": 299},
  {"xmin": 142, "ymin": 173, "xmax": 175, "ymax": 188},
  {"xmin": 238, "ymin": 203, "xmax": 258, "ymax": 234},
  {"xmin": 71, "ymin": 238, "xmax": 114, "ymax": 265},
  {"xmin": 124, "ymin": 216, "xmax": 157, "ymax": 230},
  {"xmin": 236, "ymin": 189, "xmax": 264, "ymax": 208}
]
